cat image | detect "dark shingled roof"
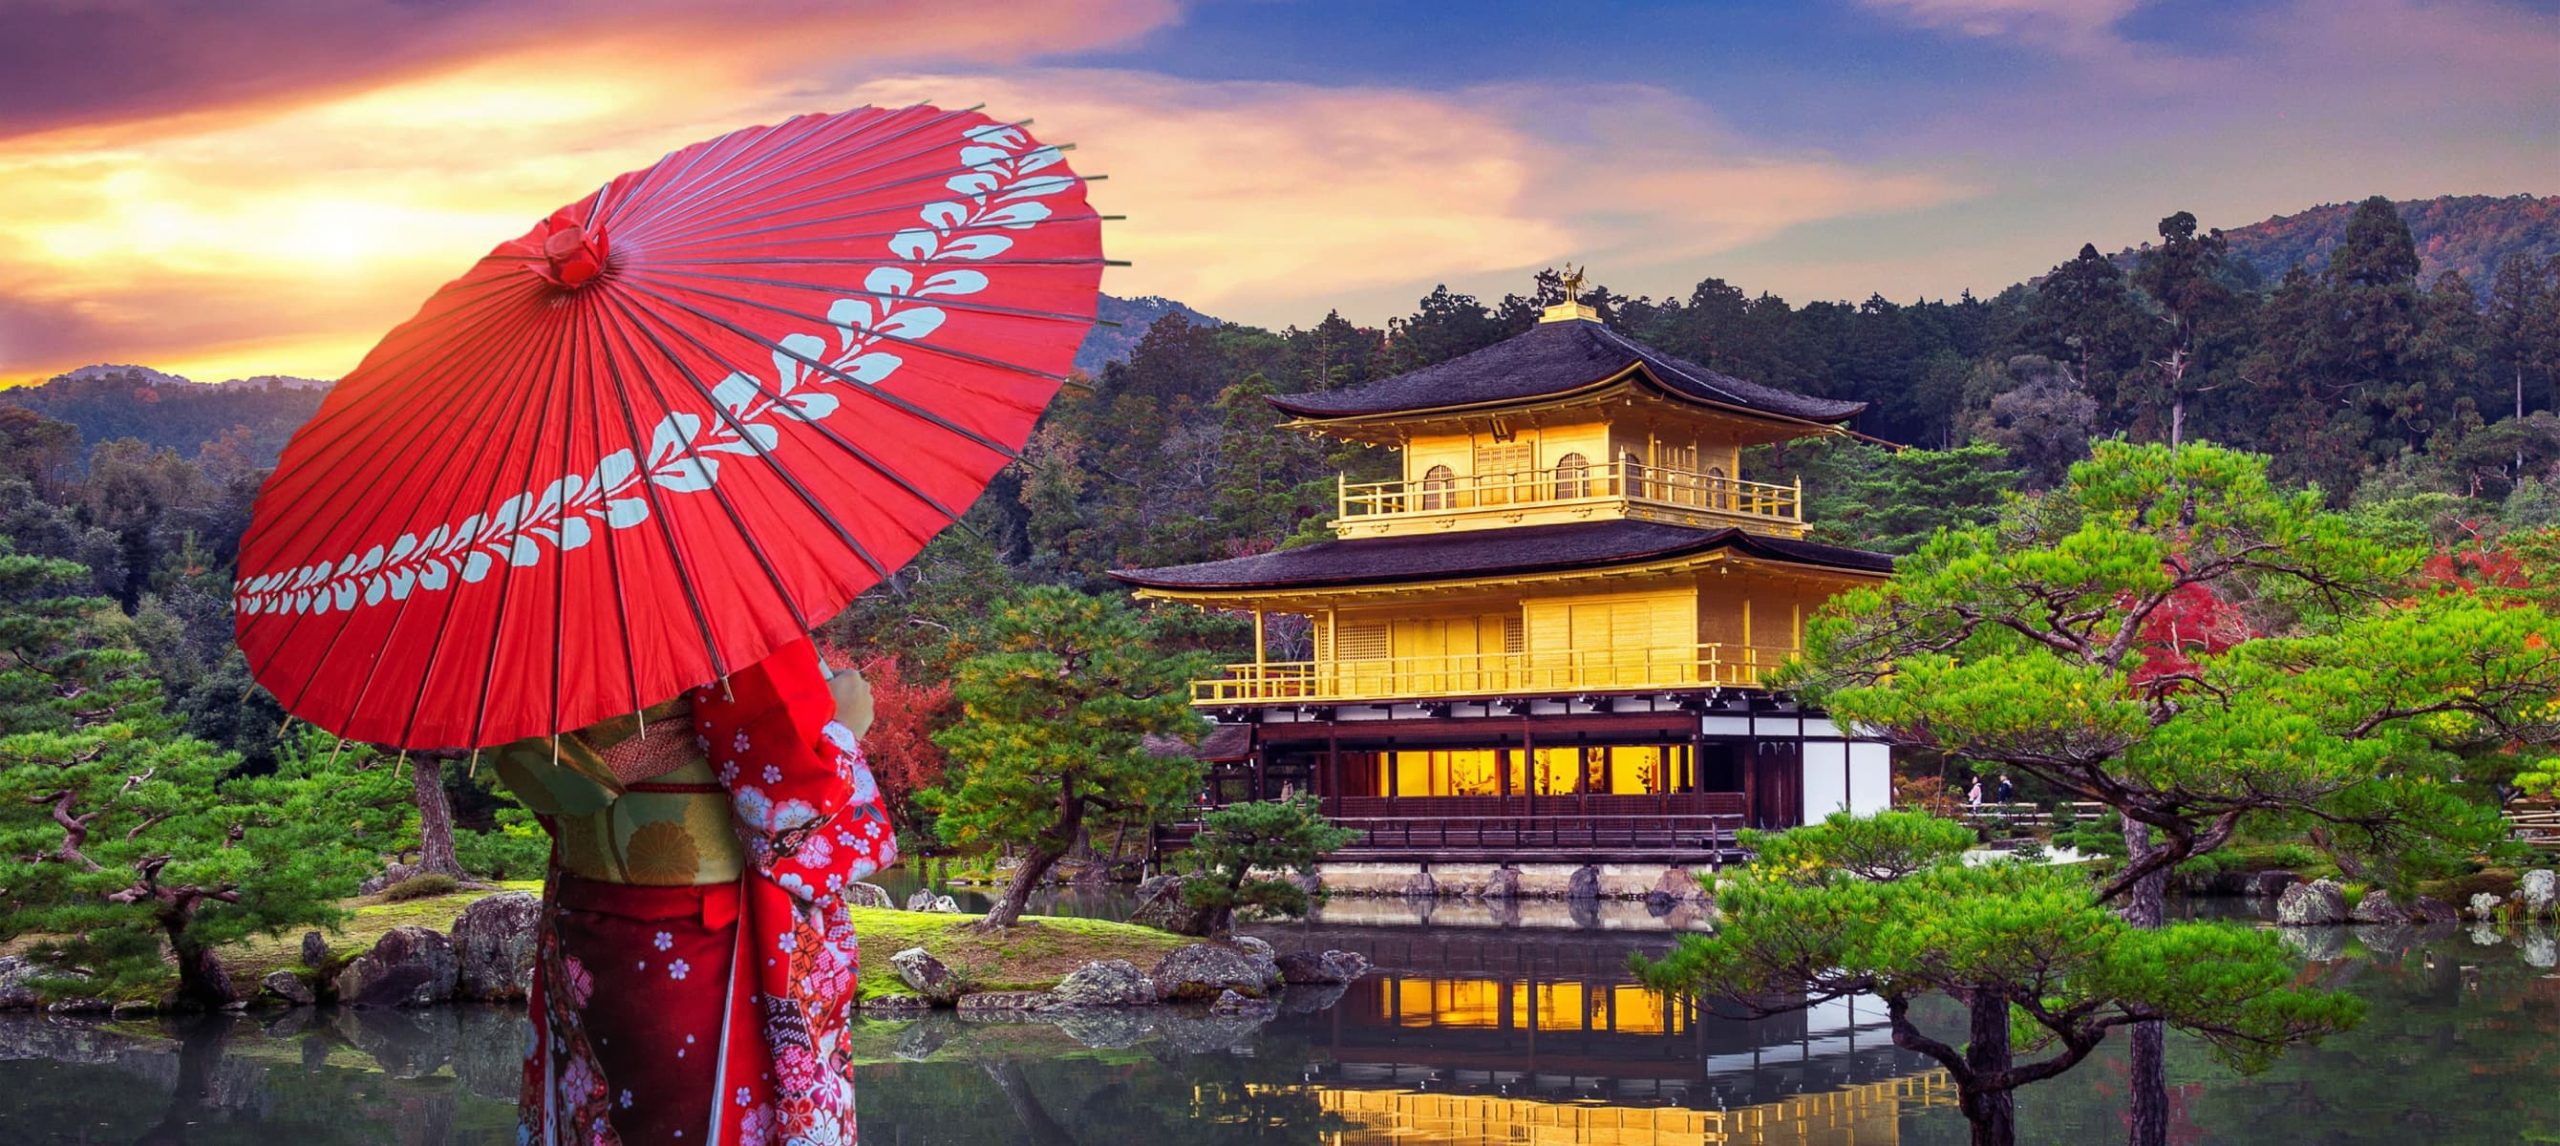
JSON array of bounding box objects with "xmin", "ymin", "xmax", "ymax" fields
[
  {"xmin": 1267, "ymin": 318, "xmax": 1866, "ymax": 423},
  {"xmin": 1112, "ymin": 520, "xmax": 1892, "ymax": 591}
]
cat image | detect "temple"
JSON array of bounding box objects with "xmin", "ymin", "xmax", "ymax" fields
[{"xmin": 1114, "ymin": 290, "xmax": 1895, "ymax": 869}]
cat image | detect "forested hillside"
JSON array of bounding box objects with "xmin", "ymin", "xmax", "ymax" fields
[{"xmin": 2181, "ymin": 194, "xmax": 2560, "ymax": 290}]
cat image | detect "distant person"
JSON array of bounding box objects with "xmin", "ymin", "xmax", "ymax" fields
[
  {"xmin": 1966, "ymin": 776, "xmax": 1984, "ymax": 811},
  {"xmin": 1996, "ymin": 774, "xmax": 2015, "ymax": 804}
]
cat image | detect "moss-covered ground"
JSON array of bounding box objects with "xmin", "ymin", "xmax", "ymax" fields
[{"xmin": 845, "ymin": 907, "xmax": 1190, "ymax": 1004}]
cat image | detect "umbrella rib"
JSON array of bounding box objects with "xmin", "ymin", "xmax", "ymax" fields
[
  {"xmin": 611, "ymin": 110, "xmax": 859, "ymax": 239},
  {"xmin": 625, "ymin": 105, "xmax": 989, "ymax": 248},
  {"xmin": 589, "ymin": 294, "xmax": 822, "ymax": 641},
  {"xmin": 601, "ymin": 288, "xmax": 910, "ymax": 572},
  {"xmin": 632, "ymin": 264, "xmax": 1107, "ymax": 329},
  {"xmin": 632, "ymin": 207, "xmax": 1110, "ymax": 257},
  {"xmin": 599, "ymin": 109, "xmax": 825, "ymax": 237},
  {"xmin": 569, "ymin": 293, "xmax": 651, "ymax": 726},
  {"xmin": 241, "ymin": 293, "xmax": 560, "ymax": 711},
  {"xmin": 262, "ymin": 272, "xmax": 548, "ymax": 450},
  {"xmin": 607, "ymin": 292, "xmax": 973, "ymax": 527},
  {"xmin": 586, "ymin": 296, "xmax": 735, "ymax": 692},
  {"xmin": 620, "ymin": 273, "xmax": 1070, "ymax": 432},
  {"xmin": 634, "ymin": 145, "xmax": 1082, "ymax": 256},
  {"xmin": 458, "ymin": 290, "xmax": 587, "ymax": 751}
]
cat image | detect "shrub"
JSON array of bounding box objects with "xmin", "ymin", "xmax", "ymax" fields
[
  {"xmin": 380, "ymin": 873, "xmax": 460, "ymax": 902},
  {"xmin": 1176, "ymin": 797, "xmax": 1361, "ymax": 934},
  {"xmin": 455, "ymin": 806, "xmax": 550, "ymax": 881}
]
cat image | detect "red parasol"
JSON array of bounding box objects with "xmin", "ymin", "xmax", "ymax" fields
[{"xmin": 233, "ymin": 104, "xmax": 1104, "ymax": 749}]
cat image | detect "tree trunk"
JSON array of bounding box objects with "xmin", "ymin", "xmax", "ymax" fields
[
  {"xmin": 165, "ymin": 915, "xmax": 237, "ymax": 1010},
  {"xmin": 978, "ymin": 795, "xmax": 1086, "ymax": 930},
  {"xmin": 1959, "ymin": 991, "xmax": 2019, "ymax": 1146},
  {"xmin": 2118, "ymin": 815, "xmax": 2169, "ymax": 1146},
  {"xmin": 981, "ymin": 1059, "xmax": 1077, "ymax": 1146},
  {"xmin": 135, "ymin": 1016, "xmax": 233, "ymax": 1145},
  {"xmin": 411, "ymin": 755, "xmax": 466, "ymax": 880}
]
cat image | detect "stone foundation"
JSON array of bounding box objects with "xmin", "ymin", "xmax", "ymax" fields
[{"xmin": 1314, "ymin": 860, "xmax": 1713, "ymax": 903}]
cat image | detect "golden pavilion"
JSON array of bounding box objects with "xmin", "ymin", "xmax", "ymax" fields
[{"xmin": 1113, "ymin": 290, "xmax": 1895, "ymax": 862}]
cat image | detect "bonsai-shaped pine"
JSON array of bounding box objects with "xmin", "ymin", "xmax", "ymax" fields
[
  {"xmin": 1172, "ymin": 796, "xmax": 1360, "ymax": 935},
  {"xmin": 0, "ymin": 547, "xmax": 404, "ymax": 1007},
  {"xmin": 1635, "ymin": 811, "xmax": 2358, "ymax": 1146},
  {"xmin": 1791, "ymin": 440, "xmax": 2560, "ymax": 1144},
  {"xmin": 933, "ymin": 586, "xmax": 1210, "ymax": 930}
]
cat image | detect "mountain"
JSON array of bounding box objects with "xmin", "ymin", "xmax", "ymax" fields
[
  {"xmin": 1075, "ymin": 293, "xmax": 1221, "ymax": 376},
  {"xmin": 2118, "ymin": 194, "xmax": 2559, "ymax": 288},
  {"xmin": 0, "ymin": 365, "xmax": 331, "ymax": 467}
]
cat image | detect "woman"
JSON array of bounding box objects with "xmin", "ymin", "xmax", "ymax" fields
[{"xmin": 493, "ymin": 637, "xmax": 895, "ymax": 1145}]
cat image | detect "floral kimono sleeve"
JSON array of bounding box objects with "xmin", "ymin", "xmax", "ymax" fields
[{"xmin": 691, "ymin": 637, "xmax": 900, "ymax": 906}]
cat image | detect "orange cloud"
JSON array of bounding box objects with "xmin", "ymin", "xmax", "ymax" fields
[{"xmin": 0, "ymin": 0, "xmax": 1177, "ymax": 384}]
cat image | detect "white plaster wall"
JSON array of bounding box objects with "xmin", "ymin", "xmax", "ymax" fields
[
  {"xmin": 1849, "ymin": 741, "xmax": 1892, "ymax": 816},
  {"xmin": 1802, "ymin": 740, "xmax": 1849, "ymax": 821}
]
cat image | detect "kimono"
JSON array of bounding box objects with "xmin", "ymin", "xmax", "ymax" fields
[{"xmin": 501, "ymin": 638, "xmax": 897, "ymax": 1145}]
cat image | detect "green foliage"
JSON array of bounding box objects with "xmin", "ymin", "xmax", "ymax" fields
[
  {"xmin": 932, "ymin": 586, "xmax": 1210, "ymax": 926},
  {"xmin": 454, "ymin": 804, "xmax": 550, "ymax": 882},
  {"xmin": 1636, "ymin": 812, "xmax": 2358, "ymax": 1143},
  {"xmin": 1738, "ymin": 808, "xmax": 1974, "ymax": 882},
  {"xmin": 1794, "ymin": 440, "xmax": 2557, "ymax": 908},
  {"xmin": 1175, "ymin": 797, "xmax": 1361, "ymax": 933},
  {"xmin": 1763, "ymin": 438, "xmax": 2021, "ymax": 554},
  {"xmin": 0, "ymin": 546, "xmax": 401, "ymax": 1005}
]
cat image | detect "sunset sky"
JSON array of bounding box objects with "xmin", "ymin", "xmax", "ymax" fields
[{"xmin": 1, "ymin": 0, "xmax": 2552, "ymax": 386}]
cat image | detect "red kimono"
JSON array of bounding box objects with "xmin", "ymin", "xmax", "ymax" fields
[{"xmin": 521, "ymin": 638, "xmax": 897, "ymax": 1145}]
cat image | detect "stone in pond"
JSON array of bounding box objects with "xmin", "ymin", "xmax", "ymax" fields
[
  {"xmin": 1153, "ymin": 942, "xmax": 1274, "ymax": 1002},
  {"xmin": 1276, "ymin": 949, "xmax": 1371, "ymax": 985},
  {"xmin": 334, "ymin": 926, "xmax": 458, "ymax": 1008},
  {"xmin": 449, "ymin": 891, "xmax": 539, "ymax": 1001},
  {"xmin": 262, "ymin": 970, "xmax": 315, "ymax": 1006},
  {"xmin": 2519, "ymin": 869, "xmax": 2555, "ymax": 917},
  {"xmin": 2275, "ymin": 879, "xmax": 2347, "ymax": 926},
  {"xmin": 890, "ymin": 946, "xmax": 962, "ymax": 1003},
  {"xmin": 1052, "ymin": 959, "xmax": 1155, "ymax": 1007}
]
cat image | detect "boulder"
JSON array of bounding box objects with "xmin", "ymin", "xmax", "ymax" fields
[
  {"xmin": 1566, "ymin": 864, "xmax": 1601, "ymax": 902},
  {"xmin": 1128, "ymin": 875, "xmax": 1208, "ymax": 935},
  {"xmin": 860, "ymin": 993, "xmax": 936, "ymax": 1016},
  {"xmin": 1232, "ymin": 935, "xmax": 1275, "ymax": 959},
  {"xmin": 2520, "ymin": 869, "xmax": 2556, "ymax": 917},
  {"xmin": 2469, "ymin": 892, "xmax": 2505, "ymax": 921},
  {"xmin": 1480, "ymin": 865, "xmax": 1522, "ymax": 901},
  {"xmin": 1402, "ymin": 870, "xmax": 1438, "ymax": 899},
  {"xmin": 845, "ymin": 881, "xmax": 896, "ymax": 909},
  {"xmin": 956, "ymin": 990, "xmax": 1060, "ymax": 1015},
  {"xmin": 0, "ymin": 956, "xmax": 51, "ymax": 1010},
  {"xmin": 2406, "ymin": 896, "xmax": 2461, "ymax": 926},
  {"xmin": 334, "ymin": 926, "xmax": 459, "ymax": 1008},
  {"xmin": 904, "ymin": 889, "xmax": 938, "ymax": 912},
  {"xmin": 890, "ymin": 946, "xmax": 963, "ymax": 1003},
  {"xmin": 1208, "ymin": 988, "xmax": 1277, "ymax": 1018},
  {"xmin": 358, "ymin": 862, "xmax": 420, "ymax": 896},
  {"xmin": 2242, "ymin": 870, "xmax": 2304, "ymax": 899},
  {"xmin": 1152, "ymin": 942, "xmax": 1275, "ymax": 1002},
  {"xmin": 300, "ymin": 931, "xmax": 330, "ymax": 968},
  {"xmin": 449, "ymin": 891, "xmax": 540, "ymax": 1001},
  {"xmin": 1276, "ymin": 949, "xmax": 1371, "ymax": 985},
  {"xmin": 1052, "ymin": 959, "xmax": 1156, "ymax": 1007},
  {"xmin": 262, "ymin": 969, "xmax": 316, "ymax": 1006},
  {"xmin": 926, "ymin": 895, "xmax": 962, "ymax": 914},
  {"xmin": 2349, "ymin": 892, "xmax": 2407, "ymax": 925},
  {"xmin": 2275, "ymin": 879, "xmax": 2348, "ymax": 927}
]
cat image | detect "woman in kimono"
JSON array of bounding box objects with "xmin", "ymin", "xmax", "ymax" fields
[{"xmin": 494, "ymin": 637, "xmax": 896, "ymax": 1145}]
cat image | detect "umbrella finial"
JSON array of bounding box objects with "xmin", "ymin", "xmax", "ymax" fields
[{"xmin": 535, "ymin": 210, "xmax": 611, "ymax": 289}]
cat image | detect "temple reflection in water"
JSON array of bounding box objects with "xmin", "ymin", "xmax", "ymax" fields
[{"xmin": 1264, "ymin": 926, "xmax": 1955, "ymax": 1144}]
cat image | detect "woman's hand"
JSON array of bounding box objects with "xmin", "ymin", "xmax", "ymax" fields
[{"xmin": 827, "ymin": 665, "xmax": 874, "ymax": 741}]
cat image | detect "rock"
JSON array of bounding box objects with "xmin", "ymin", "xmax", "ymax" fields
[
  {"xmin": 1567, "ymin": 864, "xmax": 1601, "ymax": 902},
  {"xmin": 449, "ymin": 891, "xmax": 539, "ymax": 1001},
  {"xmin": 1232, "ymin": 935, "xmax": 1275, "ymax": 959},
  {"xmin": 860, "ymin": 993, "xmax": 936, "ymax": 1015},
  {"xmin": 2406, "ymin": 896, "xmax": 2461, "ymax": 926},
  {"xmin": 1152, "ymin": 942, "xmax": 1275, "ymax": 1002},
  {"xmin": 358, "ymin": 862, "xmax": 420, "ymax": 896},
  {"xmin": 890, "ymin": 946, "xmax": 963, "ymax": 1003},
  {"xmin": 1128, "ymin": 875, "xmax": 1208, "ymax": 935},
  {"xmin": 333, "ymin": 925, "xmax": 458, "ymax": 1008},
  {"xmin": 2275, "ymin": 879, "xmax": 2349, "ymax": 926},
  {"xmin": 893, "ymin": 1015, "xmax": 955, "ymax": 1060},
  {"xmin": 2350, "ymin": 892, "xmax": 2406, "ymax": 925},
  {"xmin": 1208, "ymin": 988, "xmax": 1277, "ymax": 1017},
  {"xmin": 956, "ymin": 990, "xmax": 1059, "ymax": 1014},
  {"xmin": 0, "ymin": 956, "xmax": 51, "ymax": 1010},
  {"xmin": 1480, "ymin": 865, "xmax": 1522, "ymax": 901},
  {"xmin": 2469, "ymin": 892, "xmax": 2504, "ymax": 921},
  {"xmin": 300, "ymin": 931, "xmax": 330, "ymax": 968},
  {"xmin": 1276, "ymin": 949, "xmax": 1371, "ymax": 985},
  {"xmin": 2520, "ymin": 869, "xmax": 2556, "ymax": 917},
  {"xmin": 109, "ymin": 999, "xmax": 156, "ymax": 1018},
  {"xmin": 262, "ymin": 969, "xmax": 316, "ymax": 1006},
  {"xmin": 2243, "ymin": 870, "xmax": 2304, "ymax": 898},
  {"xmin": 904, "ymin": 889, "xmax": 938, "ymax": 911},
  {"xmin": 844, "ymin": 881, "xmax": 895, "ymax": 909},
  {"xmin": 1402, "ymin": 870, "xmax": 1438, "ymax": 899},
  {"xmin": 1052, "ymin": 959, "xmax": 1156, "ymax": 1007},
  {"xmin": 927, "ymin": 895, "xmax": 962, "ymax": 914}
]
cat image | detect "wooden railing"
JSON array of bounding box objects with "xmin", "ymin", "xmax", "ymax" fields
[
  {"xmin": 2508, "ymin": 803, "xmax": 2560, "ymax": 852},
  {"xmin": 1954, "ymin": 801, "xmax": 2111, "ymax": 831},
  {"xmin": 1192, "ymin": 642, "xmax": 1796, "ymax": 704},
  {"xmin": 1339, "ymin": 460, "xmax": 1801, "ymax": 524}
]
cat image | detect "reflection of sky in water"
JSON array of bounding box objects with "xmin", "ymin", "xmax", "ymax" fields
[{"xmin": 1, "ymin": 924, "xmax": 2552, "ymax": 1144}]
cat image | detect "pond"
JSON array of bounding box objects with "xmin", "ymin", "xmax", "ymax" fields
[{"xmin": 0, "ymin": 921, "xmax": 2551, "ymax": 1144}]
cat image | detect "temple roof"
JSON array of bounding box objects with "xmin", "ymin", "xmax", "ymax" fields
[
  {"xmin": 1266, "ymin": 318, "xmax": 1867, "ymax": 424},
  {"xmin": 1112, "ymin": 519, "xmax": 1893, "ymax": 592}
]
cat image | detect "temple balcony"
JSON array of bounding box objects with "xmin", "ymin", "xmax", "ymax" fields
[
  {"xmin": 1188, "ymin": 642, "xmax": 1795, "ymax": 705},
  {"xmin": 1333, "ymin": 459, "xmax": 1805, "ymax": 539}
]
